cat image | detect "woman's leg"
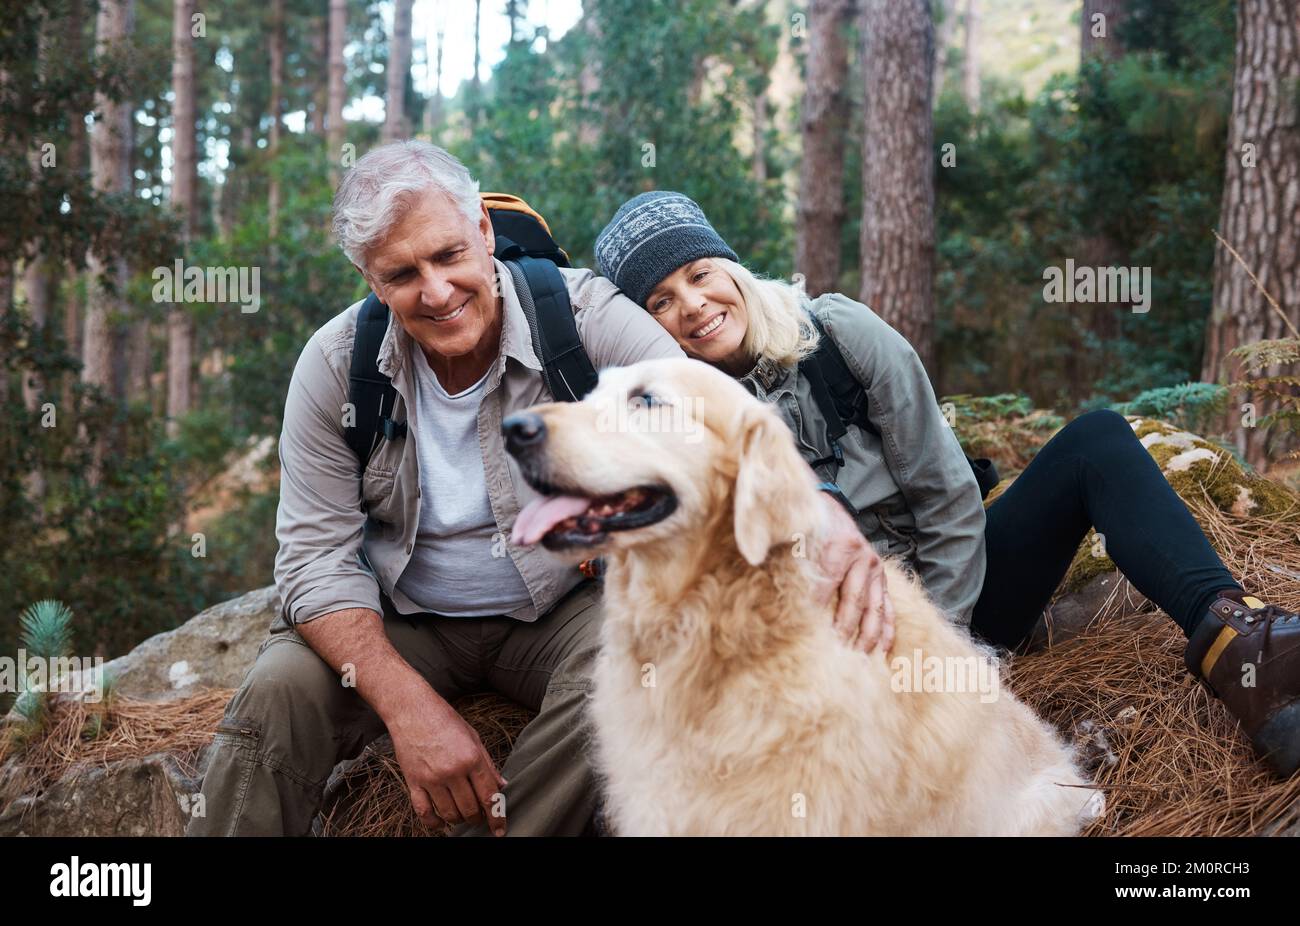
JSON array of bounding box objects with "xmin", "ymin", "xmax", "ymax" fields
[{"xmin": 970, "ymin": 409, "xmax": 1241, "ymax": 650}]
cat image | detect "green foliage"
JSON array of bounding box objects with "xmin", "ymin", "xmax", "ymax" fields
[
  {"xmin": 18, "ymin": 600, "xmax": 75, "ymax": 661},
  {"xmin": 1111, "ymin": 381, "xmax": 1231, "ymax": 434},
  {"xmin": 933, "ymin": 0, "xmax": 1236, "ymax": 410},
  {"xmin": 1230, "ymin": 339, "xmax": 1300, "ymax": 447},
  {"xmin": 451, "ymin": 0, "xmax": 789, "ymax": 275}
]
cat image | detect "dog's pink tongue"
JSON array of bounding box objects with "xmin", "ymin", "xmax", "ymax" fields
[{"xmin": 513, "ymin": 494, "xmax": 592, "ymax": 546}]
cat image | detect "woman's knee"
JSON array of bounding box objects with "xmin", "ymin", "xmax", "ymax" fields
[{"xmin": 1054, "ymin": 408, "xmax": 1135, "ymax": 451}]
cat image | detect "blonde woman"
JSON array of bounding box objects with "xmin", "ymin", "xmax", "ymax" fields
[{"xmin": 594, "ymin": 190, "xmax": 1300, "ymax": 777}]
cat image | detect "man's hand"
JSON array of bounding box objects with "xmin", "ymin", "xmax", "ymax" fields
[
  {"xmin": 813, "ymin": 492, "xmax": 896, "ymax": 656},
  {"xmin": 296, "ymin": 607, "xmax": 509, "ymax": 835},
  {"xmin": 386, "ymin": 679, "xmax": 508, "ymax": 835}
]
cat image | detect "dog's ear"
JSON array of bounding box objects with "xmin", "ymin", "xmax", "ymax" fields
[{"xmin": 732, "ymin": 402, "xmax": 816, "ymax": 566}]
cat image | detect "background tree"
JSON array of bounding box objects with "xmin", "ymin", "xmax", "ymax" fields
[
  {"xmin": 166, "ymin": 0, "xmax": 197, "ymax": 437},
  {"xmin": 796, "ymin": 0, "xmax": 856, "ymax": 298},
  {"xmin": 1202, "ymin": 0, "xmax": 1300, "ymax": 469},
  {"xmin": 859, "ymin": 0, "xmax": 938, "ymax": 372},
  {"xmin": 383, "ymin": 0, "xmax": 413, "ymax": 142}
]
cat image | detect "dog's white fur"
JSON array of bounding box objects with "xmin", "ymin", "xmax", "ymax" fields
[{"xmin": 520, "ymin": 359, "xmax": 1104, "ymax": 835}]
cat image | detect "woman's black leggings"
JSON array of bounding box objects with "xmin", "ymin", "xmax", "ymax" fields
[{"xmin": 969, "ymin": 409, "xmax": 1242, "ymax": 650}]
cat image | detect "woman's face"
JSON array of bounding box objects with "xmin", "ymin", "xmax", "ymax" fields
[{"xmin": 643, "ymin": 258, "xmax": 751, "ymax": 373}]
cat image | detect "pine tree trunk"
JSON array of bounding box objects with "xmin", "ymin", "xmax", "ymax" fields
[
  {"xmin": 327, "ymin": 0, "xmax": 347, "ymax": 178},
  {"xmin": 1202, "ymin": 0, "xmax": 1300, "ymax": 470},
  {"xmin": 471, "ymin": 0, "xmax": 482, "ymax": 126},
  {"xmin": 312, "ymin": 15, "xmax": 327, "ymax": 137},
  {"xmin": 1080, "ymin": 0, "xmax": 1127, "ymax": 61},
  {"xmin": 796, "ymin": 0, "xmax": 855, "ymax": 298},
  {"xmin": 83, "ymin": 0, "xmax": 135, "ymax": 480},
  {"xmin": 167, "ymin": 0, "xmax": 197, "ymax": 438},
  {"xmin": 268, "ymin": 0, "xmax": 284, "ymax": 237},
  {"xmin": 383, "ymin": 0, "xmax": 413, "ymax": 142},
  {"xmin": 859, "ymin": 0, "xmax": 938, "ymax": 373},
  {"xmin": 83, "ymin": 0, "xmax": 134, "ymax": 403}
]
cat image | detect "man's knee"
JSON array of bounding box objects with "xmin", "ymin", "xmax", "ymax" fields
[{"xmin": 218, "ymin": 634, "xmax": 374, "ymax": 775}]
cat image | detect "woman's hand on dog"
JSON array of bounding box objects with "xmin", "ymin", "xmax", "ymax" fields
[
  {"xmin": 386, "ymin": 682, "xmax": 509, "ymax": 835},
  {"xmin": 814, "ymin": 493, "xmax": 896, "ymax": 657}
]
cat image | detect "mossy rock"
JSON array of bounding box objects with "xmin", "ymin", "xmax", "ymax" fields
[{"xmin": 987, "ymin": 416, "xmax": 1300, "ymax": 596}]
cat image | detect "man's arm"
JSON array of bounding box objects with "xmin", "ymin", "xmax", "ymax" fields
[
  {"xmin": 274, "ymin": 329, "xmax": 505, "ymax": 832},
  {"xmin": 818, "ymin": 295, "xmax": 988, "ymax": 626},
  {"xmin": 273, "ymin": 332, "xmax": 385, "ymax": 626}
]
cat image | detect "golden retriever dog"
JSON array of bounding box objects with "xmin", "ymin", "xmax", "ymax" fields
[{"xmin": 505, "ymin": 358, "xmax": 1104, "ymax": 836}]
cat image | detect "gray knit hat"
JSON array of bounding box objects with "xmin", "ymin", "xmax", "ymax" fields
[{"xmin": 594, "ymin": 191, "xmax": 739, "ymax": 308}]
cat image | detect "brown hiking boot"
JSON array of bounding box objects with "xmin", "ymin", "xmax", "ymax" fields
[{"xmin": 1184, "ymin": 592, "xmax": 1300, "ymax": 777}]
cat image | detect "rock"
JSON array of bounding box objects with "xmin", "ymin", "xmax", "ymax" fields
[
  {"xmin": 1025, "ymin": 570, "xmax": 1152, "ymax": 651},
  {"xmin": 91, "ymin": 586, "xmax": 279, "ymax": 702},
  {"xmin": 0, "ymin": 753, "xmax": 191, "ymax": 836}
]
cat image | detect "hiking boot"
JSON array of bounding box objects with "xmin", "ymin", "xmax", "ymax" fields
[{"xmin": 1184, "ymin": 591, "xmax": 1300, "ymax": 777}]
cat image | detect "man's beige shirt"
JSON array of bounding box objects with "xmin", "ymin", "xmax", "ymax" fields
[{"xmin": 272, "ymin": 258, "xmax": 684, "ymax": 628}]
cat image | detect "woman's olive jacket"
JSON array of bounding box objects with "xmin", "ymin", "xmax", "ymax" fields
[{"xmin": 737, "ymin": 292, "xmax": 988, "ymax": 626}]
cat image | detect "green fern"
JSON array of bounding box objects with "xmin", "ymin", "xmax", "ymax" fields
[
  {"xmin": 1112, "ymin": 382, "xmax": 1230, "ymax": 435},
  {"xmin": 1229, "ymin": 338, "xmax": 1300, "ymax": 441}
]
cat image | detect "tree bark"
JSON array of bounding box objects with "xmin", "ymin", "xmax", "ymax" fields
[
  {"xmin": 167, "ymin": 0, "xmax": 197, "ymax": 438},
  {"xmin": 383, "ymin": 0, "xmax": 413, "ymax": 142},
  {"xmin": 858, "ymin": 0, "xmax": 937, "ymax": 373},
  {"xmin": 1080, "ymin": 0, "xmax": 1127, "ymax": 61},
  {"xmin": 83, "ymin": 0, "xmax": 135, "ymax": 480},
  {"xmin": 312, "ymin": 14, "xmax": 328, "ymax": 136},
  {"xmin": 268, "ymin": 0, "xmax": 284, "ymax": 236},
  {"xmin": 1202, "ymin": 0, "xmax": 1300, "ymax": 470},
  {"xmin": 471, "ymin": 0, "xmax": 482, "ymax": 126},
  {"xmin": 795, "ymin": 0, "xmax": 855, "ymax": 298},
  {"xmin": 83, "ymin": 0, "xmax": 134, "ymax": 404},
  {"xmin": 327, "ymin": 0, "xmax": 347, "ymax": 177}
]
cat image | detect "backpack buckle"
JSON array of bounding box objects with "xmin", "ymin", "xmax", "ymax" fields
[{"xmin": 380, "ymin": 417, "xmax": 407, "ymax": 441}]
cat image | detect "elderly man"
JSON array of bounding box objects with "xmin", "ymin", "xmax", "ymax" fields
[{"xmin": 187, "ymin": 141, "xmax": 887, "ymax": 837}]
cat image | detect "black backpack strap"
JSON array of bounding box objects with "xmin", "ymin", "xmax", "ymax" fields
[
  {"xmin": 802, "ymin": 312, "xmax": 880, "ymax": 438},
  {"xmin": 800, "ymin": 309, "xmax": 999, "ymax": 500},
  {"xmin": 503, "ymin": 252, "xmax": 598, "ymax": 402},
  {"xmin": 345, "ymin": 292, "xmax": 406, "ymax": 471}
]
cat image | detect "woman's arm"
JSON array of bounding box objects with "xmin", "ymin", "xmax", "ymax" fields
[{"xmin": 813, "ymin": 294, "xmax": 988, "ymax": 626}]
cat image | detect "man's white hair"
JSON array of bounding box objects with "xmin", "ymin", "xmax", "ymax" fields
[{"xmin": 332, "ymin": 140, "xmax": 482, "ymax": 273}]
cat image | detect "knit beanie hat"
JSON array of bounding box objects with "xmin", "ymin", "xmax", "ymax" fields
[{"xmin": 594, "ymin": 191, "xmax": 739, "ymax": 308}]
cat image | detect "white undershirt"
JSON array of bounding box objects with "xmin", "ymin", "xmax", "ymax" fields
[{"xmin": 394, "ymin": 341, "xmax": 533, "ymax": 617}]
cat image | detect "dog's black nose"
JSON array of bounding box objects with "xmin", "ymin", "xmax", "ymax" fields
[{"xmin": 503, "ymin": 412, "xmax": 547, "ymax": 456}]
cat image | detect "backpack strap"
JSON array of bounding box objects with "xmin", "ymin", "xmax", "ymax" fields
[
  {"xmin": 345, "ymin": 292, "xmax": 406, "ymax": 471},
  {"xmin": 802, "ymin": 312, "xmax": 880, "ymax": 439},
  {"xmin": 501, "ymin": 242, "xmax": 598, "ymax": 402},
  {"xmin": 800, "ymin": 309, "xmax": 999, "ymax": 500}
]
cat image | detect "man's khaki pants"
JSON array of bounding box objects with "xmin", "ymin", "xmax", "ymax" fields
[{"xmin": 185, "ymin": 580, "xmax": 604, "ymax": 836}]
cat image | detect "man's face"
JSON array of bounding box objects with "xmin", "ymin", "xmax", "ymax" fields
[{"xmin": 360, "ymin": 187, "xmax": 500, "ymax": 363}]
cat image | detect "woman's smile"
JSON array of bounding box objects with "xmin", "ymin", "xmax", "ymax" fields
[{"xmin": 689, "ymin": 311, "xmax": 728, "ymax": 340}]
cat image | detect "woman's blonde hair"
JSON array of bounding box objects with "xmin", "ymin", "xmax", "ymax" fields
[{"xmin": 713, "ymin": 258, "xmax": 821, "ymax": 368}]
